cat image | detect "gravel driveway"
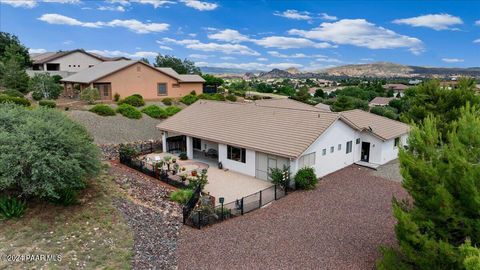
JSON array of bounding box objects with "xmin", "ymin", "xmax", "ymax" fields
[
  {"xmin": 67, "ymin": 110, "xmax": 163, "ymax": 144},
  {"xmin": 177, "ymin": 165, "xmax": 407, "ymax": 270}
]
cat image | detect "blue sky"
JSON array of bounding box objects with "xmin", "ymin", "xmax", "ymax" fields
[{"xmin": 1, "ymin": 0, "xmax": 479, "ymax": 71}]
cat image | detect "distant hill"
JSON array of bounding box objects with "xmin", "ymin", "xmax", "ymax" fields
[{"xmin": 200, "ymin": 66, "xmax": 262, "ymax": 74}]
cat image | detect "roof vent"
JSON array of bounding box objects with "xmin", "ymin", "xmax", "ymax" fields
[{"xmin": 368, "ymin": 126, "xmax": 373, "ymax": 131}]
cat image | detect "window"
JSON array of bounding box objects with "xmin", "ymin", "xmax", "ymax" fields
[
  {"xmin": 227, "ymin": 145, "xmax": 246, "ymax": 163},
  {"xmin": 322, "ymin": 148, "xmax": 326, "ymax": 156},
  {"xmin": 89, "ymin": 65, "xmax": 94, "ymax": 68},
  {"xmin": 157, "ymin": 83, "xmax": 167, "ymax": 96},
  {"xmin": 394, "ymin": 137, "xmax": 400, "ymax": 147},
  {"xmin": 330, "ymin": 146, "xmax": 334, "ymax": 153},
  {"xmin": 299, "ymin": 152, "xmax": 315, "ymax": 168},
  {"xmin": 356, "ymin": 138, "xmax": 360, "ymax": 144},
  {"xmin": 338, "ymin": 144, "xmax": 342, "ymax": 151},
  {"xmin": 346, "ymin": 141, "xmax": 353, "ymax": 154}
]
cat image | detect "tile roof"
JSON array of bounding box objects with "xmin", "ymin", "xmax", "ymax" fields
[
  {"xmin": 156, "ymin": 68, "xmax": 205, "ymax": 83},
  {"xmin": 30, "ymin": 49, "xmax": 108, "ymax": 64},
  {"xmin": 314, "ymin": 103, "xmax": 332, "ymax": 112},
  {"xmin": 157, "ymin": 100, "xmax": 340, "ymax": 158},
  {"xmin": 254, "ymin": 98, "xmax": 321, "ymax": 111},
  {"xmin": 369, "ymin": 97, "xmax": 394, "ymax": 106},
  {"xmin": 340, "ymin": 109, "xmax": 410, "ymax": 140}
]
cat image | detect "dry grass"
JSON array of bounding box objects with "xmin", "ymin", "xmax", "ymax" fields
[{"xmin": 0, "ymin": 165, "xmax": 133, "ymax": 270}]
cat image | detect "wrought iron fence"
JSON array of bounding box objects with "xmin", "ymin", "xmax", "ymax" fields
[{"xmin": 184, "ymin": 184, "xmax": 289, "ymax": 229}]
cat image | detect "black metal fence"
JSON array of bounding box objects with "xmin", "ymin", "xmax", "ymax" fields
[{"xmin": 184, "ymin": 184, "xmax": 289, "ymax": 229}]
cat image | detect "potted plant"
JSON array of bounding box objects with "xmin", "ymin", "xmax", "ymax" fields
[{"xmin": 191, "ymin": 170, "xmax": 198, "ymax": 177}]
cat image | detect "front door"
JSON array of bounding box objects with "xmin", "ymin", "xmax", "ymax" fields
[{"xmin": 361, "ymin": 142, "xmax": 370, "ymax": 162}]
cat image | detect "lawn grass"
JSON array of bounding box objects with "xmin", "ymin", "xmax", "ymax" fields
[{"xmin": 0, "ymin": 164, "xmax": 133, "ymax": 269}]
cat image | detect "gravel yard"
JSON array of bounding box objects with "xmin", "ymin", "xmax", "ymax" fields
[
  {"xmin": 67, "ymin": 110, "xmax": 163, "ymax": 144},
  {"xmin": 371, "ymin": 159, "xmax": 403, "ymax": 182},
  {"xmin": 177, "ymin": 165, "xmax": 407, "ymax": 270}
]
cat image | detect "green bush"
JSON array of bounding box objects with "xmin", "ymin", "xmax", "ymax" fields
[
  {"xmin": 0, "ymin": 94, "xmax": 30, "ymax": 106},
  {"xmin": 294, "ymin": 167, "xmax": 318, "ymax": 190},
  {"xmin": 162, "ymin": 98, "xmax": 173, "ymax": 106},
  {"xmin": 190, "ymin": 90, "xmax": 197, "ymax": 96},
  {"xmin": 113, "ymin": 93, "xmax": 120, "ymax": 102},
  {"xmin": 51, "ymin": 74, "xmax": 63, "ymax": 84},
  {"xmin": 119, "ymin": 145, "xmax": 138, "ymax": 159},
  {"xmin": 141, "ymin": 105, "xmax": 167, "ymax": 119},
  {"xmin": 118, "ymin": 94, "xmax": 145, "ymax": 107},
  {"xmin": 179, "ymin": 152, "xmax": 188, "ymax": 160},
  {"xmin": 49, "ymin": 189, "xmax": 79, "ymax": 206},
  {"xmin": 89, "ymin": 104, "xmax": 116, "ymax": 116},
  {"xmin": 2, "ymin": 89, "xmax": 24, "ymax": 97},
  {"xmin": 29, "ymin": 73, "xmax": 62, "ymax": 100},
  {"xmin": 165, "ymin": 106, "xmax": 181, "ymax": 116},
  {"xmin": 198, "ymin": 93, "xmax": 226, "ymax": 101},
  {"xmin": 116, "ymin": 104, "xmax": 142, "ymax": 119},
  {"xmin": 38, "ymin": 100, "xmax": 56, "ymax": 108},
  {"xmin": 80, "ymin": 87, "xmax": 100, "ymax": 104},
  {"xmin": 180, "ymin": 94, "xmax": 198, "ymax": 105},
  {"xmin": 0, "ymin": 195, "xmax": 26, "ymax": 219},
  {"xmin": 170, "ymin": 189, "xmax": 194, "ymax": 205},
  {"xmin": 226, "ymin": 94, "xmax": 237, "ymax": 102},
  {"xmin": 0, "ymin": 104, "xmax": 101, "ymax": 200},
  {"xmin": 268, "ymin": 165, "xmax": 290, "ymax": 189}
]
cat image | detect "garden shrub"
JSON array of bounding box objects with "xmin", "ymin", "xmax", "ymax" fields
[
  {"xmin": 198, "ymin": 93, "xmax": 226, "ymax": 101},
  {"xmin": 179, "ymin": 152, "xmax": 188, "ymax": 160},
  {"xmin": 49, "ymin": 189, "xmax": 79, "ymax": 206},
  {"xmin": 0, "ymin": 104, "xmax": 101, "ymax": 200},
  {"xmin": 141, "ymin": 105, "xmax": 167, "ymax": 119},
  {"xmin": 0, "ymin": 195, "xmax": 26, "ymax": 219},
  {"xmin": 180, "ymin": 94, "xmax": 198, "ymax": 105},
  {"xmin": 116, "ymin": 104, "xmax": 142, "ymax": 119},
  {"xmin": 38, "ymin": 100, "xmax": 56, "ymax": 108},
  {"xmin": 2, "ymin": 89, "xmax": 24, "ymax": 97},
  {"xmin": 0, "ymin": 94, "xmax": 30, "ymax": 106},
  {"xmin": 113, "ymin": 93, "xmax": 120, "ymax": 102},
  {"xmin": 51, "ymin": 74, "xmax": 63, "ymax": 84},
  {"xmin": 29, "ymin": 73, "xmax": 62, "ymax": 100},
  {"xmin": 268, "ymin": 165, "xmax": 290, "ymax": 189},
  {"xmin": 165, "ymin": 106, "xmax": 181, "ymax": 116},
  {"xmin": 119, "ymin": 145, "xmax": 138, "ymax": 160},
  {"xmin": 162, "ymin": 97, "xmax": 173, "ymax": 106},
  {"xmin": 118, "ymin": 94, "xmax": 145, "ymax": 107},
  {"xmin": 190, "ymin": 90, "xmax": 196, "ymax": 96},
  {"xmin": 226, "ymin": 94, "xmax": 237, "ymax": 102},
  {"xmin": 170, "ymin": 189, "xmax": 193, "ymax": 205},
  {"xmin": 89, "ymin": 104, "xmax": 116, "ymax": 116},
  {"xmin": 80, "ymin": 87, "xmax": 100, "ymax": 104},
  {"xmin": 294, "ymin": 167, "xmax": 318, "ymax": 190}
]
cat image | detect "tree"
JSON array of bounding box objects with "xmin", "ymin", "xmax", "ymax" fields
[
  {"xmin": 314, "ymin": 89, "xmax": 325, "ymax": 98},
  {"xmin": 292, "ymin": 87, "xmax": 311, "ymax": 103},
  {"xmin": 154, "ymin": 54, "xmax": 201, "ymax": 74},
  {"xmin": 0, "ymin": 44, "xmax": 30, "ymax": 93},
  {"xmin": 140, "ymin": 57, "xmax": 150, "ymax": 64},
  {"xmin": 0, "ymin": 103, "xmax": 101, "ymax": 200},
  {"xmin": 0, "ymin": 32, "xmax": 31, "ymax": 68},
  {"xmin": 378, "ymin": 104, "xmax": 480, "ymax": 269},
  {"xmin": 29, "ymin": 73, "xmax": 62, "ymax": 100},
  {"xmin": 202, "ymin": 74, "xmax": 224, "ymax": 86},
  {"xmin": 80, "ymin": 87, "xmax": 100, "ymax": 104}
]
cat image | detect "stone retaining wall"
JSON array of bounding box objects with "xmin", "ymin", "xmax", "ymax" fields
[{"xmin": 99, "ymin": 140, "xmax": 163, "ymax": 160}]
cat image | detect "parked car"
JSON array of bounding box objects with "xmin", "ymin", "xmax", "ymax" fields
[{"xmin": 205, "ymin": 148, "xmax": 218, "ymax": 158}]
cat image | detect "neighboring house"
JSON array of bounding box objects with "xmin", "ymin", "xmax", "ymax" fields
[
  {"xmin": 28, "ymin": 49, "xmax": 126, "ymax": 77},
  {"xmin": 157, "ymin": 100, "xmax": 410, "ymax": 181},
  {"xmin": 369, "ymin": 97, "xmax": 394, "ymax": 107},
  {"xmin": 383, "ymin": 83, "xmax": 409, "ymax": 97},
  {"xmin": 61, "ymin": 60, "xmax": 205, "ymax": 100},
  {"xmin": 314, "ymin": 103, "xmax": 332, "ymax": 112}
]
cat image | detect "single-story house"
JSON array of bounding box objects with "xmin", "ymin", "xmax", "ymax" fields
[
  {"xmin": 369, "ymin": 97, "xmax": 395, "ymax": 107},
  {"xmin": 383, "ymin": 83, "xmax": 409, "ymax": 97},
  {"xmin": 314, "ymin": 103, "xmax": 332, "ymax": 112},
  {"xmin": 60, "ymin": 60, "xmax": 205, "ymax": 100},
  {"xmin": 157, "ymin": 99, "xmax": 410, "ymax": 181}
]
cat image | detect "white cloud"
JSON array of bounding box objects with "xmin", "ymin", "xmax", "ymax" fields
[
  {"xmin": 253, "ymin": 36, "xmax": 335, "ymax": 49},
  {"xmin": 220, "ymin": 56, "xmax": 235, "ymax": 60},
  {"xmin": 1, "ymin": 0, "xmax": 80, "ymax": 8},
  {"xmin": 208, "ymin": 29, "xmax": 250, "ymax": 43},
  {"xmin": 273, "ymin": 10, "xmax": 312, "ymax": 20},
  {"xmin": 268, "ymin": 51, "xmax": 311, "ymax": 58},
  {"xmin": 88, "ymin": 49, "xmax": 157, "ymax": 59},
  {"xmin": 63, "ymin": 40, "xmax": 74, "ymax": 45},
  {"xmin": 161, "ymin": 38, "xmax": 260, "ymax": 55},
  {"xmin": 289, "ymin": 19, "xmax": 424, "ymax": 54},
  {"xmin": 98, "ymin": 5, "xmax": 125, "ymax": 12},
  {"xmin": 256, "ymin": 57, "xmax": 268, "ymax": 61},
  {"xmin": 441, "ymin": 58, "xmax": 464, "ymax": 63},
  {"xmin": 188, "ymin": 54, "xmax": 212, "ymax": 59},
  {"xmin": 474, "ymin": 38, "xmax": 480, "ymax": 44},
  {"xmin": 393, "ymin": 14, "xmax": 463, "ymax": 31},
  {"xmin": 158, "ymin": 45, "xmax": 173, "ymax": 50},
  {"xmin": 319, "ymin": 13, "xmax": 337, "ymax": 21},
  {"xmin": 476, "ymin": 20, "xmax": 480, "ymax": 26},
  {"xmin": 181, "ymin": 0, "xmax": 218, "ymax": 11},
  {"xmin": 29, "ymin": 48, "xmax": 47, "ymax": 54},
  {"xmin": 195, "ymin": 61, "xmax": 303, "ymax": 71},
  {"xmin": 38, "ymin": 14, "xmax": 169, "ymax": 33},
  {"xmin": 108, "ymin": 0, "xmax": 175, "ymax": 8}
]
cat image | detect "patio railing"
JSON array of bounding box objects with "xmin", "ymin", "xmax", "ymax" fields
[{"xmin": 184, "ymin": 184, "xmax": 290, "ymax": 229}]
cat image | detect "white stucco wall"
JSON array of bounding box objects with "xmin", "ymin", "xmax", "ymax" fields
[
  {"xmin": 380, "ymin": 134, "xmax": 408, "ymax": 164},
  {"xmin": 199, "ymin": 139, "xmax": 218, "ymax": 152},
  {"xmin": 218, "ymin": 143, "xmax": 256, "ymax": 177},
  {"xmin": 359, "ymin": 133, "xmax": 383, "ymax": 164},
  {"xmin": 53, "ymin": 52, "xmax": 103, "ymax": 72},
  {"xmin": 293, "ymin": 120, "xmax": 358, "ymax": 177}
]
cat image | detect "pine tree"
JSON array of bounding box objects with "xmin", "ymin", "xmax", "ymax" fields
[
  {"xmin": 0, "ymin": 44, "xmax": 30, "ymax": 93},
  {"xmin": 378, "ymin": 104, "xmax": 480, "ymax": 269}
]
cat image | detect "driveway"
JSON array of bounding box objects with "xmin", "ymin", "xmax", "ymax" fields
[
  {"xmin": 204, "ymin": 167, "xmax": 273, "ymax": 205},
  {"xmin": 177, "ymin": 165, "xmax": 407, "ymax": 270}
]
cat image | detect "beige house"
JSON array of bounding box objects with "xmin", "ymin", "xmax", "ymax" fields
[
  {"xmin": 369, "ymin": 97, "xmax": 395, "ymax": 107},
  {"xmin": 61, "ymin": 60, "xmax": 205, "ymax": 101}
]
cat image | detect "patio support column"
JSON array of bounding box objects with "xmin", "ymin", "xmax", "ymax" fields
[
  {"xmin": 186, "ymin": 136, "xmax": 193, "ymax": 159},
  {"xmin": 162, "ymin": 131, "xmax": 168, "ymax": 153}
]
